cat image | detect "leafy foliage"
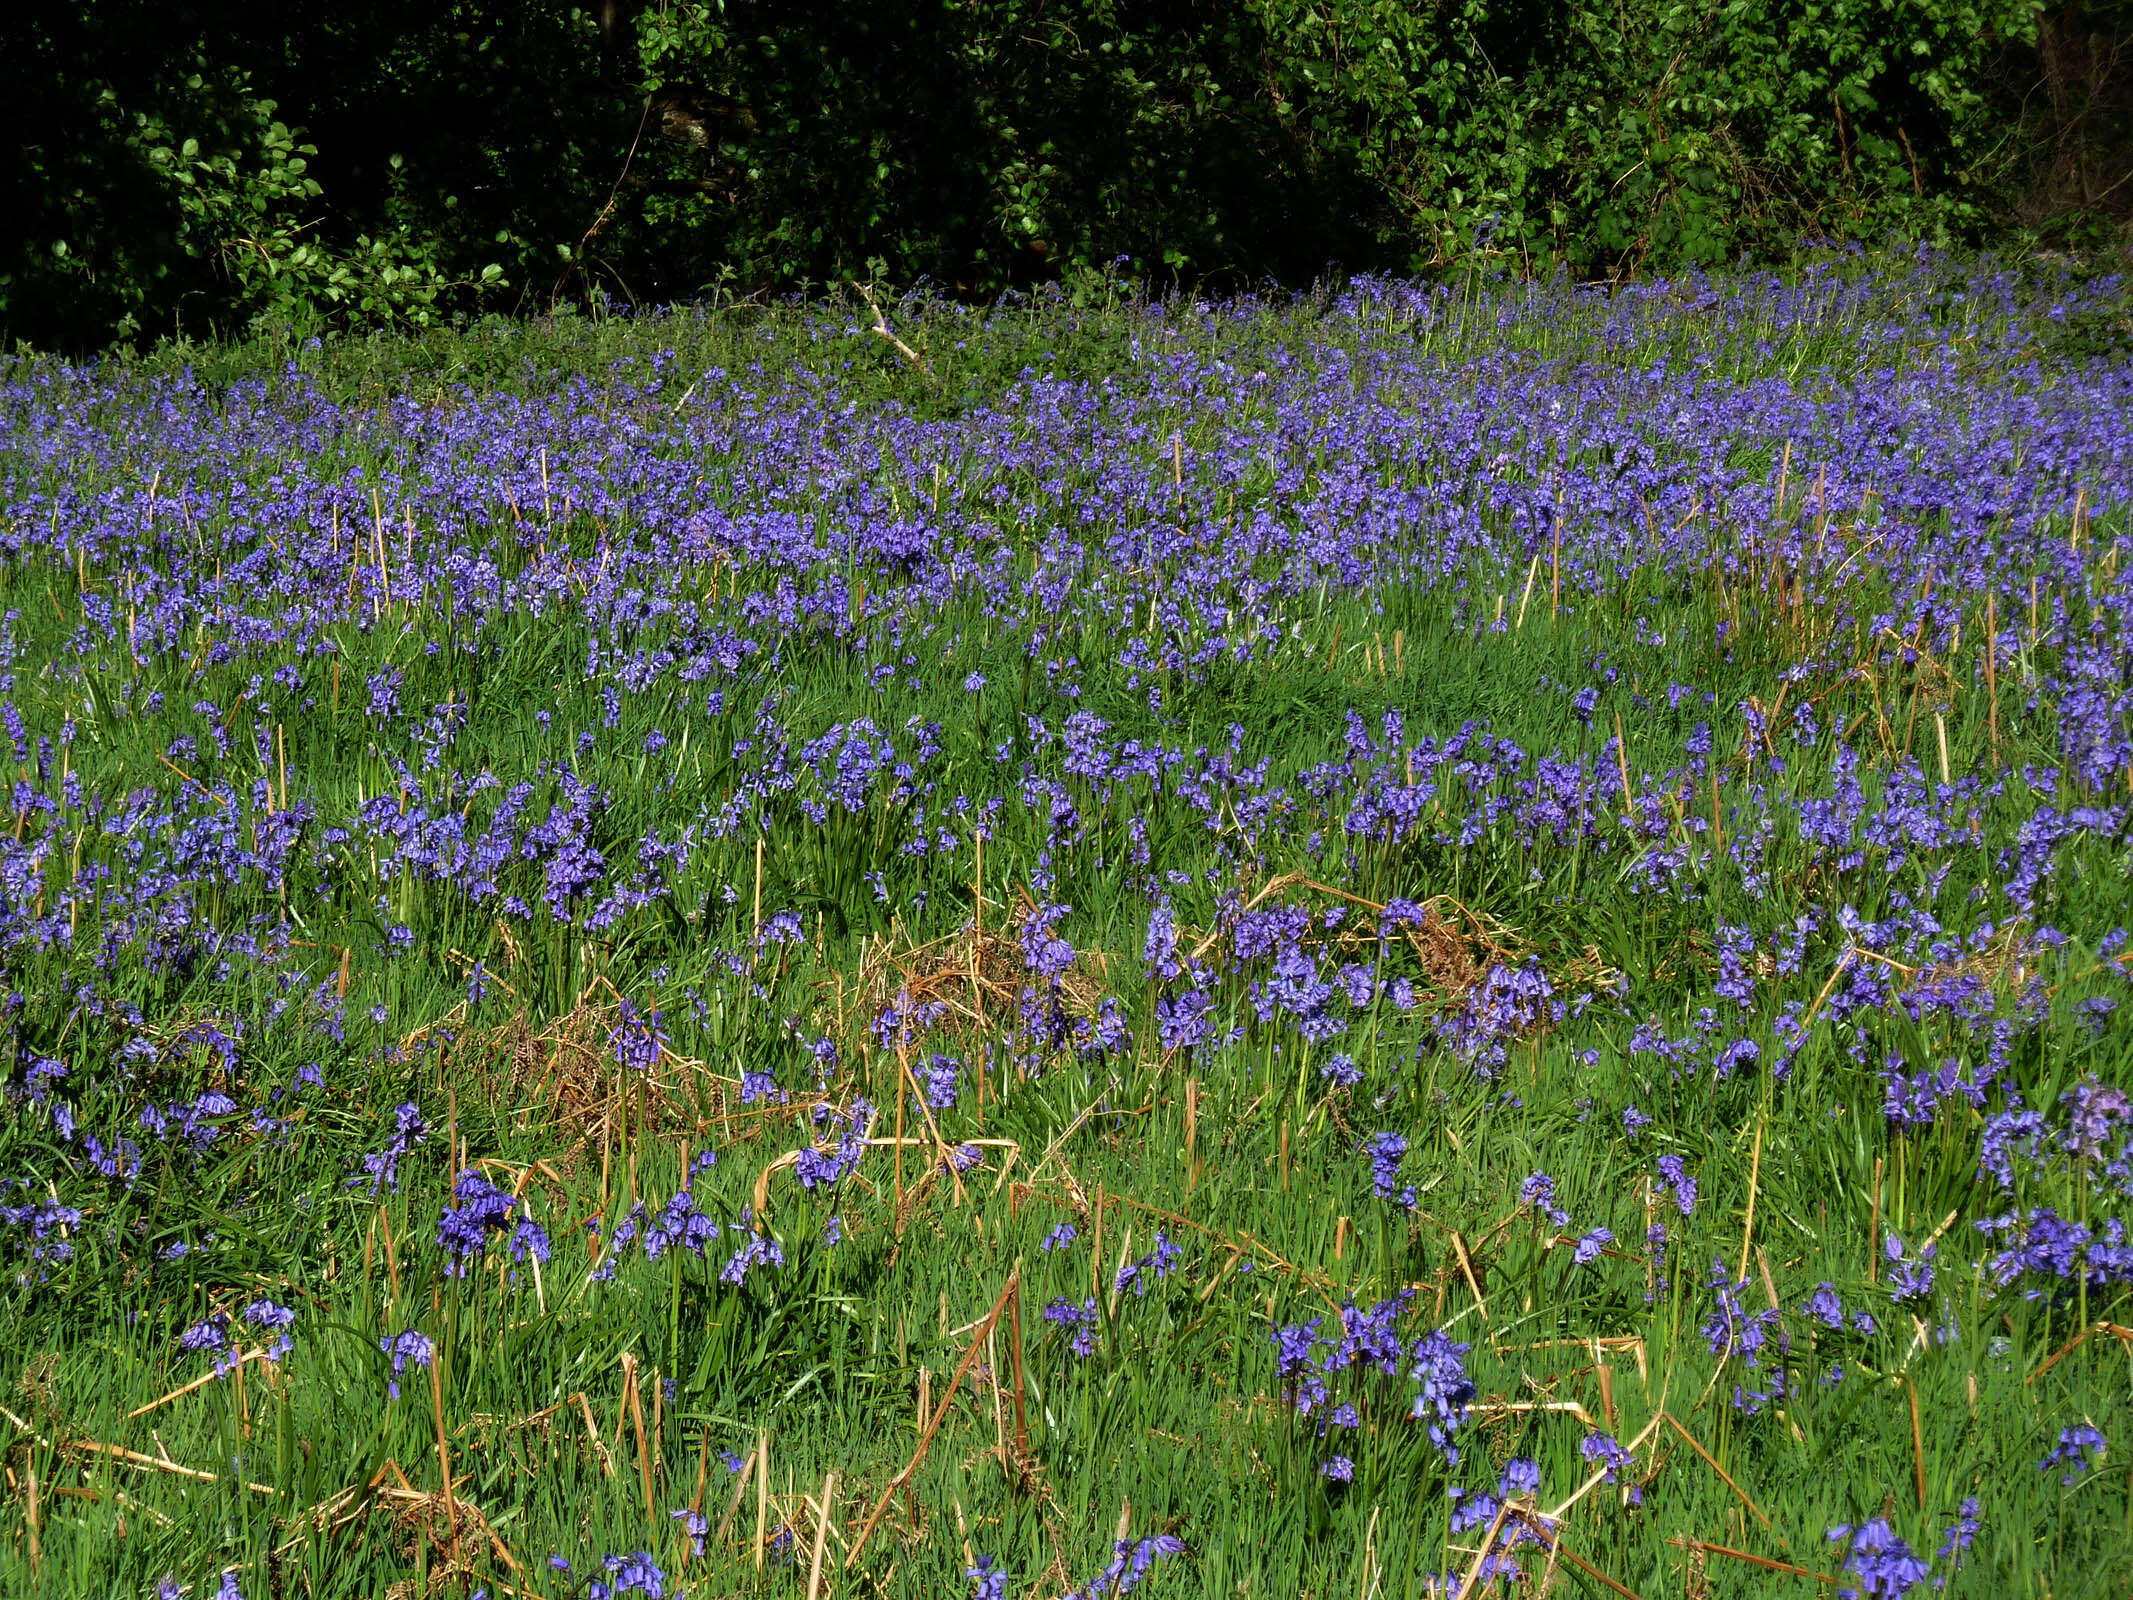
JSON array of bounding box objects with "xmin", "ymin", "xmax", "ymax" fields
[{"xmin": 3, "ymin": 0, "xmax": 2121, "ymax": 349}]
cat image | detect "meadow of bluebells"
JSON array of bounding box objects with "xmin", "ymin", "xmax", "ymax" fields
[{"xmin": 0, "ymin": 259, "xmax": 2130, "ymax": 1596}]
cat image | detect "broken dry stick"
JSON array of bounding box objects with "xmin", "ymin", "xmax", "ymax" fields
[
  {"xmin": 1511, "ymin": 1508, "xmax": 1643, "ymax": 1600},
  {"xmin": 805, "ymin": 1470, "xmax": 838, "ymax": 1600},
  {"xmin": 1661, "ymin": 1413, "xmax": 1771, "ymax": 1529},
  {"xmin": 755, "ymin": 1427, "xmax": 770, "ymax": 1571},
  {"xmin": 845, "ymin": 1267, "xmax": 1020, "ymax": 1569}
]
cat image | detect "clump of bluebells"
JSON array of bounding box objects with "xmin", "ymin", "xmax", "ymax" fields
[
  {"xmin": 1817, "ymin": 1501, "xmax": 1979, "ymax": 1600},
  {"xmin": 380, "ymin": 1328, "xmax": 432, "ymax": 1399},
  {"xmin": 1045, "ymin": 1297, "xmax": 1099, "ymax": 1357},
  {"xmin": 1826, "ymin": 1517, "xmax": 1932, "ymax": 1598},
  {"xmin": 610, "ymin": 1000, "xmax": 668, "ymax": 1072},
  {"xmin": 797, "ymin": 1100, "xmax": 873, "ymax": 1189},
  {"xmin": 1579, "ymin": 1432, "xmax": 1637, "ymax": 1492},
  {"xmin": 1521, "ymin": 1170, "xmax": 1571, "ymax": 1229},
  {"xmin": 1360, "ymin": 1132, "xmax": 1415, "ymax": 1207},
  {"xmin": 2040, "ymin": 1422, "xmax": 2107, "ymax": 1484},
  {"xmin": 1702, "ymin": 1260, "xmax": 1791, "ymax": 1412},
  {"xmin": 967, "ymin": 1554, "xmax": 1009, "ymax": 1600},
  {"xmin": 1113, "ymin": 1231, "xmax": 1182, "ymax": 1295},
  {"xmin": 1270, "ymin": 1299, "xmax": 1476, "ymax": 1479},
  {"xmin": 242, "ymin": 1298, "xmax": 296, "ymax": 1362},
  {"xmin": 719, "ymin": 1222, "xmax": 785, "ymax": 1286},
  {"xmin": 585, "ymin": 1551, "xmax": 667, "ymax": 1599},
  {"xmin": 2, "ymin": 1190, "xmax": 84, "ymax": 1267},
  {"xmin": 1062, "ymin": 1531, "xmax": 1183, "ymax": 1599},
  {"xmin": 1409, "ymin": 1331, "xmax": 1476, "ymax": 1463},
  {"xmin": 1443, "ymin": 1458, "xmax": 1553, "ymax": 1587},
  {"xmin": 179, "ymin": 1311, "xmax": 236, "ymax": 1374},
  {"xmin": 358, "ymin": 1102, "xmax": 426, "ymax": 1195},
  {"xmin": 437, "ymin": 1169, "xmax": 550, "ymax": 1278}
]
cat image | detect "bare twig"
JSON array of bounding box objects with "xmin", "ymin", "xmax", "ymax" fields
[
  {"xmin": 1668, "ymin": 1536, "xmax": 1836, "ymax": 1587},
  {"xmin": 846, "ymin": 1267, "xmax": 1019, "ymax": 1568},
  {"xmin": 1511, "ymin": 1508, "xmax": 1644, "ymax": 1599},
  {"xmin": 856, "ymin": 283, "xmax": 929, "ymax": 374}
]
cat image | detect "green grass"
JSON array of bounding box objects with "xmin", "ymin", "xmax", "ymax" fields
[{"xmin": 1, "ymin": 258, "xmax": 2130, "ymax": 1598}]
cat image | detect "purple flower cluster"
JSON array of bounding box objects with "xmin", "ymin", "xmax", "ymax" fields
[
  {"xmin": 2040, "ymin": 1422, "xmax": 2107, "ymax": 1484},
  {"xmin": 4, "ymin": 263, "xmax": 2131, "ymax": 1586},
  {"xmin": 1359, "ymin": 1132, "xmax": 1414, "ymax": 1207},
  {"xmin": 0, "ymin": 1191, "xmax": 83, "ymax": 1266},
  {"xmin": 359, "ymin": 1103, "xmax": 427, "ymax": 1196},
  {"xmin": 968, "ymin": 1554, "xmax": 1010, "ymax": 1600},
  {"xmin": 1062, "ymin": 1531, "xmax": 1183, "ymax": 1600},
  {"xmin": 587, "ymin": 1551, "xmax": 666, "ymax": 1599},
  {"xmin": 1408, "ymin": 1329, "xmax": 1476, "ymax": 1464},
  {"xmin": 719, "ymin": 1226, "xmax": 786, "ymax": 1286},
  {"xmin": 1045, "ymin": 1296, "xmax": 1100, "ymax": 1358},
  {"xmin": 1438, "ymin": 959, "xmax": 1560, "ymax": 1076},
  {"xmin": 436, "ymin": 1169, "xmax": 548, "ymax": 1278},
  {"xmin": 380, "ymin": 1328, "xmax": 433, "ymax": 1399},
  {"xmin": 796, "ymin": 1100, "xmax": 873, "ymax": 1190},
  {"xmin": 242, "ymin": 1298, "xmax": 296, "ymax": 1362},
  {"xmin": 1113, "ymin": 1231, "xmax": 1182, "ymax": 1296},
  {"xmin": 1827, "ymin": 1518, "xmax": 1932, "ymax": 1597},
  {"xmin": 610, "ymin": 1000, "xmax": 668, "ymax": 1072},
  {"xmin": 1579, "ymin": 1431, "xmax": 1636, "ymax": 1487}
]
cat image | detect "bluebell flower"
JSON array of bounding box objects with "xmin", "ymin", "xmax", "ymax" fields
[
  {"xmin": 669, "ymin": 1507, "xmax": 709, "ymax": 1556},
  {"xmin": 1045, "ymin": 1297, "xmax": 1099, "ymax": 1358},
  {"xmin": 1826, "ymin": 1518, "xmax": 1931, "ymax": 1597},
  {"xmin": 1654, "ymin": 1155, "xmax": 1697, "ymax": 1215},
  {"xmin": 358, "ymin": 1102, "xmax": 426, "ymax": 1196},
  {"xmin": 1114, "ymin": 1231, "xmax": 1182, "ymax": 1295},
  {"xmin": 1409, "ymin": 1330, "xmax": 1474, "ymax": 1463},
  {"xmin": 1701, "ymin": 1260, "xmax": 1783, "ymax": 1365},
  {"xmin": 611, "ymin": 1000, "xmax": 668, "ymax": 1072},
  {"xmin": 1320, "ymin": 1052, "xmax": 1363, "ymax": 1087},
  {"xmin": 241, "ymin": 1299, "xmax": 296, "ymax": 1362},
  {"xmin": 180, "ymin": 1313, "xmax": 229, "ymax": 1361},
  {"xmin": 1883, "ymin": 1234, "xmax": 1935, "ymax": 1302},
  {"xmin": 436, "ymin": 1169, "xmax": 519, "ymax": 1277},
  {"xmin": 1064, "ymin": 1532, "xmax": 1183, "ymax": 1599},
  {"xmin": 1447, "ymin": 1482, "xmax": 1499, "ymax": 1535},
  {"xmin": 1803, "ymin": 1283, "xmax": 1846, "ymax": 1327},
  {"xmin": 1578, "ymin": 1432, "xmax": 1635, "ymax": 1484},
  {"xmin": 719, "ymin": 1229, "xmax": 785, "ymax": 1286},
  {"xmin": 2040, "ymin": 1423, "xmax": 2107, "ymax": 1484},
  {"xmin": 1520, "ymin": 1171, "xmax": 1571, "ymax": 1229},
  {"xmin": 968, "ymin": 1553, "xmax": 1009, "ymax": 1600},
  {"xmin": 588, "ymin": 1551, "xmax": 666, "ymax": 1598},
  {"xmin": 1360, "ymin": 1132, "xmax": 1412, "ymax": 1205},
  {"xmin": 380, "ymin": 1328, "xmax": 432, "ymax": 1399},
  {"xmin": 1937, "ymin": 1497, "xmax": 1980, "ymax": 1566}
]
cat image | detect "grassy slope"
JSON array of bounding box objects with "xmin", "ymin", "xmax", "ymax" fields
[{"xmin": 0, "ymin": 265, "xmax": 2129, "ymax": 1598}]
